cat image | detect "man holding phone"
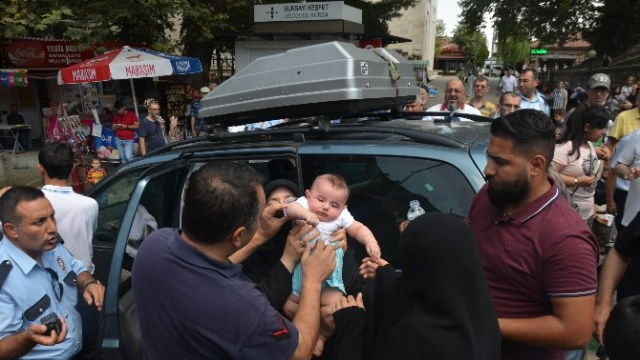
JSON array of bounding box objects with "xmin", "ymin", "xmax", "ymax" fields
[
  {"xmin": 112, "ymin": 100, "xmax": 139, "ymax": 164},
  {"xmin": 0, "ymin": 187, "xmax": 104, "ymax": 359}
]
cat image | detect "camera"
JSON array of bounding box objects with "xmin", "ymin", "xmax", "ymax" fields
[{"xmin": 40, "ymin": 313, "xmax": 62, "ymax": 336}]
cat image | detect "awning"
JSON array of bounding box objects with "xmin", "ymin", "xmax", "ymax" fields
[
  {"xmin": 411, "ymin": 60, "xmax": 430, "ymax": 69},
  {"xmin": 0, "ymin": 69, "xmax": 28, "ymax": 87},
  {"xmin": 536, "ymin": 54, "xmax": 578, "ymax": 60}
]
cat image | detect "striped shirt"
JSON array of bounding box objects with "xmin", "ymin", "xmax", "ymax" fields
[{"xmin": 551, "ymin": 88, "xmax": 567, "ymax": 110}]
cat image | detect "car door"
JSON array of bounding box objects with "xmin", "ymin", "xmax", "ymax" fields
[
  {"xmin": 95, "ymin": 157, "xmax": 191, "ymax": 360},
  {"xmin": 95, "ymin": 145, "xmax": 301, "ymax": 359}
]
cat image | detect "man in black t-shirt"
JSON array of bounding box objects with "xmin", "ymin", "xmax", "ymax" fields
[{"xmin": 594, "ymin": 211, "xmax": 640, "ymax": 343}]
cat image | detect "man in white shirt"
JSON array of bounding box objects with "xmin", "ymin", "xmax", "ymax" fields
[
  {"xmin": 38, "ymin": 142, "xmax": 100, "ymax": 359},
  {"xmin": 424, "ymin": 79, "xmax": 481, "ymax": 121},
  {"xmin": 497, "ymin": 68, "xmax": 518, "ymax": 96}
]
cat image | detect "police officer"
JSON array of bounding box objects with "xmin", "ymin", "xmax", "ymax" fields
[{"xmin": 0, "ymin": 186, "xmax": 104, "ymax": 359}]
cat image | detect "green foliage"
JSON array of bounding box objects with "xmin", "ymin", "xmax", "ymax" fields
[
  {"xmin": 435, "ymin": 19, "xmax": 446, "ymax": 55},
  {"xmin": 458, "ymin": 0, "xmax": 637, "ymax": 57},
  {"xmin": 497, "ymin": 36, "xmax": 530, "ymax": 69},
  {"xmin": 436, "ymin": 19, "xmax": 446, "ymax": 37},
  {"xmin": 452, "ymin": 24, "xmax": 489, "ymax": 69},
  {"xmin": 582, "ymin": 0, "xmax": 640, "ymax": 57},
  {"xmin": 0, "ymin": 0, "xmax": 184, "ymax": 49}
]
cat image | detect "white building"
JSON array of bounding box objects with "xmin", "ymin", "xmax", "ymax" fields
[{"xmin": 386, "ymin": 0, "xmax": 437, "ymax": 70}]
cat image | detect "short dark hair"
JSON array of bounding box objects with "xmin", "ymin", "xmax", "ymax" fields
[
  {"xmin": 491, "ymin": 109, "xmax": 556, "ymax": 166},
  {"xmin": 312, "ymin": 174, "xmax": 350, "ymax": 197},
  {"xmin": 474, "ymin": 76, "xmax": 489, "ymax": 85},
  {"xmin": 114, "ymin": 100, "xmax": 124, "ymax": 109},
  {"xmin": 521, "ymin": 68, "xmax": 539, "ymax": 81},
  {"xmin": 560, "ymin": 104, "xmax": 609, "ymax": 159},
  {"xmin": 499, "ymin": 91, "xmax": 520, "ymax": 105},
  {"xmin": 38, "ymin": 142, "xmax": 75, "ymax": 180},
  {"xmin": 181, "ymin": 162, "xmax": 265, "ymax": 245},
  {"xmin": 0, "ymin": 186, "xmax": 46, "ymax": 227},
  {"xmin": 604, "ymin": 295, "xmax": 640, "ymax": 360}
]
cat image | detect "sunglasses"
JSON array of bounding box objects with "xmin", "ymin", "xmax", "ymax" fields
[{"xmin": 45, "ymin": 268, "xmax": 63, "ymax": 302}]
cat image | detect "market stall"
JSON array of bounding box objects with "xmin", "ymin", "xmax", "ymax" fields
[{"xmin": 57, "ymin": 46, "xmax": 202, "ymax": 161}]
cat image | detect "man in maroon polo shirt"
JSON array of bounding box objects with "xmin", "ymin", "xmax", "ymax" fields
[{"xmin": 468, "ymin": 109, "xmax": 599, "ymax": 360}]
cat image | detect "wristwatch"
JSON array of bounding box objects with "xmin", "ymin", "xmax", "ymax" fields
[{"xmin": 85, "ymin": 279, "xmax": 101, "ymax": 289}]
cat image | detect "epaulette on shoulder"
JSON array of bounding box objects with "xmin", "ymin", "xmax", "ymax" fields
[{"xmin": 0, "ymin": 259, "xmax": 12, "ymax": 290}]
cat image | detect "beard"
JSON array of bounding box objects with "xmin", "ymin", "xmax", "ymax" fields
[
  {"xmin": 446, "ymin": 100, "xmax": 461, "ymax": 112},
  {"xmin": 486, "ymin": 169, "xmax": 531, "ymax": 210}
]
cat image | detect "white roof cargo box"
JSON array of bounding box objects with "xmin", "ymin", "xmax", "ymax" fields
[{"xmin": 200, "ymin": 41, "xmax": 418, "ymax": 125}]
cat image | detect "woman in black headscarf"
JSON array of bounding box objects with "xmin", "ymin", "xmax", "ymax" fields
[{"xmin": 331, "ymin": 212, "xmax": 501, "ymax": 360}]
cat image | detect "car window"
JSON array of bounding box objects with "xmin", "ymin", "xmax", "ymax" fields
[
  {"xmin": 92, "ymin": 169, "xmax": 145, "ymax": 283},
  {"xmin": 300, "ymin": 155, "xmax": 475, "ymax": 265},
  {"xmin": 119, "ymin": 166, "xmax": 189, "ymax": 285}
]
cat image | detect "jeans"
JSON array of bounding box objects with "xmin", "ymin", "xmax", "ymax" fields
[
  {"xmin": 565, "ymin": 349, "xmax": 585, "ymax": 360},
  {"xmin": 116, "ymin": 138, "xmax": 134, "ymax": 163}
]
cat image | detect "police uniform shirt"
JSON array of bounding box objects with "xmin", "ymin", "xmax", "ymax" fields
[
  {"xmin": 518, "ymin": 91, "xmax": 550, "ymax": 115},
  {"xmin": 0, "ymin": 238, "xmax": 87, "ymax": 359}
]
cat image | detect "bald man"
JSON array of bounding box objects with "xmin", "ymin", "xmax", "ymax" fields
[{"xmin": 424, "ymin": 79, "xmax": 481, "ymax": 121}]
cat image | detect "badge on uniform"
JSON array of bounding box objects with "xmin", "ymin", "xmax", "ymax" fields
[
  {"xmin": 57, "ymin": 257, "xmax": 66, "ymax": 274},
  {"xmin": 270, "ymin": 312, "xmax": 291, "ymax": 342}
]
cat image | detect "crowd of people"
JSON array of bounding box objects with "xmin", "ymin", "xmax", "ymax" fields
[{"xmin": 2, "ymin": 66, "xmax": 640, "ymax": 360}]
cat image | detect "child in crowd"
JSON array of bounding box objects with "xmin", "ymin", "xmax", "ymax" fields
[
  {"xmin": 86, "ymin": 157, "xmax": 107, "ymax": 186},
  {"xmin": 282, "ymin": 173, "xmax": 381, "ymax": 356},
  {"xmin": 553, "ymin": 108, "xmax": 566, "ymax": 141}
]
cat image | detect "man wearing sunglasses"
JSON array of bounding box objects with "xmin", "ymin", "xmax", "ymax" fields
[{"xmin": 0, "ymin": 186, "xmax": 104, "ymax": 359}]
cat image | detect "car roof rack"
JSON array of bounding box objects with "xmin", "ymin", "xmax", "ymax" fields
[{"xmin": 199, "ymin": 41, "xmax": 418, "ymax": 126}]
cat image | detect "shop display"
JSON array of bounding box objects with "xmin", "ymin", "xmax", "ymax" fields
[
  {"xmin": 81, "ymin": 82, "xmax": 101, "ymax": 114},
  {"xmin": 165, "ymin": 84, "xmax": 186, "ymax": 119}
]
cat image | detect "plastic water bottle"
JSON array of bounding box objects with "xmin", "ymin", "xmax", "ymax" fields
[{"xmin": 407, "ymin": 200, "xmax": 426, "ymax": 221}]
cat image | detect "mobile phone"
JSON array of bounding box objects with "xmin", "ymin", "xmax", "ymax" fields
[{"xmin": 40, "ymin": 313, "xmax": 62, "ymax": 336}]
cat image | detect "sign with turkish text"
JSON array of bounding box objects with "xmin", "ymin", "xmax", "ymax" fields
[
  {"xmin": 3, "ymin": 40, "xmax": 147, "ymax": 69},
  {"xmin": 254, "ymin": 2, "xmax": 361, "ymax": 23},
  {"xmin": 5, "ymin": 41, "xmax": 94, "ymax": 68}
]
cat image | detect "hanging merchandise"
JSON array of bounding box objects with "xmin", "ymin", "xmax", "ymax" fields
[{"xmin": 165, "ymin": 84, "xmax": 186, "ymax": 118}]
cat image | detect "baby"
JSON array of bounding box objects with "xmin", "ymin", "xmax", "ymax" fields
[
  {"xmin": 86, "ymin": 157, "xmax": 107, "ymax": 186},
  {"xmin": 283, "ymin": 173, "xmax": 380, "ymax": 356}
]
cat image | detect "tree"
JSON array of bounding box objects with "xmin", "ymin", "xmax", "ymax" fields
[
  {"xmin": 458, "ymin": 0, "xmax": 639, "ymax": 57},
  {"xmin": 435, "ymin": 19, "xmax": 446, "ymax": 56},
  {"xmin": 497, "ymin": 36, "xmax": 530, "ymax": 70},
  {"xmin": 452, "ymin": 24, "xmax": 489, "ymax": 72},
  {"xmin": 0, "ymin": 0, "xmax": 183, "ymax": 50},
  {"xmin": 2, "ymin": 0, "xmax": 422, "ymax": 85},
  {"xmin": 582, "ymin": 0, "xmax": 640, "ymax": 58}
]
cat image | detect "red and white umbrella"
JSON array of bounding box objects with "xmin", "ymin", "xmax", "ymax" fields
[{"xmin": 57, "ymin": 46, "xmax": 202, "ymax": 117}]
